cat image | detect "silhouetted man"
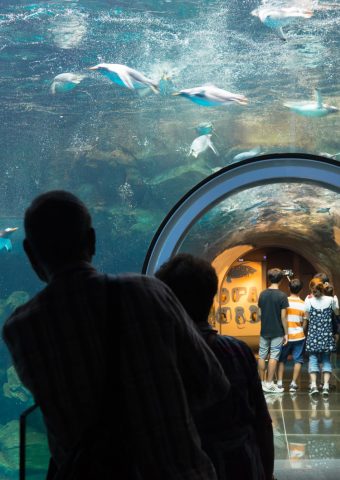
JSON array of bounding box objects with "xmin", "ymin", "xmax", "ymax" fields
[
  {"xmin": 156, "ymin": 253, "xmax": 274, "ymax": 480},
  {"xmin": 2, "ymin": 191, "xmax": 230, "ymax": 480}
]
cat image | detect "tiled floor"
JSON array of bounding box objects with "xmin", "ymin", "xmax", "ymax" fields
[{"xmin": 266, "ymin": 365, "xmax": 340, "ymax": 480}]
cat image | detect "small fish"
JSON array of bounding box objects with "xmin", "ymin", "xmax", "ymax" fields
[
  {"xmin": 226, "ymin": 264, "xmax": 257, "ymax": 283},
  {"xmin": 316, "ymin": 207, "xmax": 331, "ymax": 214},
  {"xmin": 0, "ymin": 227, "xmax": 18, "ymax": 252},
  {"xmin": 233, "ymin": 146, "xmax": 262, "ymax": 162},
  {"xmin": 284, "ymin": 89, "xmax": 338, "ymax": 117},
  {"xmin": 173, "ymin": 85, "xmax": 247, "ymax": 107},
  {"xmin": 251, "ymin": 6, "xmax": 313, "ymax": 41},
  {"xmin": 244, "ymin": 200, "xmax": 271, "ymax": 211},
  {"xmin": 195, "ymin": 122, "xmax": 214, "ymax": 136},
  {"xmin": 89, "ymin": 63, "xmax": 159, "ymax": 93},
  {"xmin": 280, "ymin": 205, "xmax": 308, "ymax": 213},
  {"xmin": 189, "ymin": 134, "xmax": 219, "ymax": 158},
  {"xmin": 50, "ymin": 73, "xmax": 86, "ymax": 94}
]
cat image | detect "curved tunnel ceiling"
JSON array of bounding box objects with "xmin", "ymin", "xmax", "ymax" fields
[{"xmin": 143, "ymin": 154, "xmax": 340, "ymax": 286}]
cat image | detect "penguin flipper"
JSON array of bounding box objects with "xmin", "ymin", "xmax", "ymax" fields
[
  {"xmin": 116, "ymin": 70, "xmax": 135, "ymax": 89},
  {"xmin": 0, "ymin": 238, "xmax": 12, "ymax": 252},
  {"xmin": 275, "ymin": 27, "xmax": 286, "ymax": 41},
  {"xmin": 315, "ymin": 89, "xmax": 323, "ymax": 108},
  {"xmin": 208, "ymin": 139, "xmax": 219, "ymax": 156},
  {"xmin": 149, "ymin": 84, "xmax": 160, "ymax": 94}
]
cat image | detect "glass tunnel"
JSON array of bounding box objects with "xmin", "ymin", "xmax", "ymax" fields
[
  {"xmin": 143, "ymin": 154, "xmax": 340, "ymax": 349},
  {"xmin": 0, "ymin": 0, "xmax": 340, "ymax": 479}
]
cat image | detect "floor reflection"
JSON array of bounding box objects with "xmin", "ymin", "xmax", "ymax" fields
[{"xmin": 264, "ymin": 373, "xmax": 340, "ymax": 479}]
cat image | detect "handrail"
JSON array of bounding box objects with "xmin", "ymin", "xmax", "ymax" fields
[
  {"xmin": 19, "ymin": 403, "xmax": 50, "ymax": 480},
  {"xmin": 20, "ymin": 404, "xmax": 39, "ymax": 480}
]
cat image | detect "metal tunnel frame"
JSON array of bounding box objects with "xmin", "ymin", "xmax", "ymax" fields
[{"xmin": 142, "ymin": 153, "xmax": 340, "ymax": 275}]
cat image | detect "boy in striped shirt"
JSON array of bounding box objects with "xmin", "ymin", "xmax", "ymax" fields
[{"xmin": 277, "ymin": 279, "xmax": 306, "ymax": 392}]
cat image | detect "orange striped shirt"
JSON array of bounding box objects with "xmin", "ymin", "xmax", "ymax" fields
[{"xmin": 287, "ymin": 296, "xmax": 305, "ymax": 341}]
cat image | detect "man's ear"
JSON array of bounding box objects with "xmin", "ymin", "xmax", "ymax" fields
[{"xmin": 23, "ymin": 239, "xmax": 49, "ymax": 282}]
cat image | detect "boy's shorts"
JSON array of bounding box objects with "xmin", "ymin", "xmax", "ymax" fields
[
  {"xmin": 259, "ymin": 336, "xmax": 283, "ymax": 361},
  {"xmin": 279, "ymin": 339, "xmax": 305, "ymax": 364}
]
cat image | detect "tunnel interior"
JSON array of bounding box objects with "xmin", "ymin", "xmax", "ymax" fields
[
  {"xmin": 209, "ymin": 246, "xmax": 316, "ymax": 350},
  {"xmin": 179, "ymin": 180, "xmax": 340, "ymax": 288}
]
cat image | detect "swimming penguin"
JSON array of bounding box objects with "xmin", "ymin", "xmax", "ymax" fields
[
  {"xmin": 50, "ymin": 73, "xmax": 86, "ymax": 94},
  {"xmin": 284, "ymin": 89, "xmax": 338, "ymax": 117},
  {"xmin": 89, "ymin": 63, "xmax": 159, "ymax": 93},
  {"xmin": 189, "ymin": 134, "xmax": 219, "ymax": 158},
  {"xmin": 173, "ymin": 85, "xmax": 248, "ymax": 107},
  {"xmin": 0, "ymin": 227, "xmax": 18, "ymax": 252},
  {"xmin": 251, "ymin": 6, "xmax": 313, "ymax": 41},
  {"xmin": 233, "ymin": 146, "xmax": 262, "ymax": 162}
]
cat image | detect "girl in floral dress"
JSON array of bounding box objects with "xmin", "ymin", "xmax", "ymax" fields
[{"xmin": 305, "ymin": 278, "xmax": 339, "ymax": 396}]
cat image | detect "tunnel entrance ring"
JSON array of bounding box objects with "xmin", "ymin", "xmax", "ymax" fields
[{"xmin": 142, "ymin": 154, "xmax": 340, "ymax": 275}]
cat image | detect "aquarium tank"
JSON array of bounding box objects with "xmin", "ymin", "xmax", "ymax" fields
[{"xmin": 0, "ymin": 0, "xmax": 340, "ymax": 478}]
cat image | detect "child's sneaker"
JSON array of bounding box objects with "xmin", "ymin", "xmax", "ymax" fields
[
  {"xmin": 263, "ymin": 382, "xmax": 284, "ymax": 393},
  {"xmin": 309, "ymin": 385, "xmax": 319, "ymax": 396},
  {"xmin": 289, "ymin": 383, "xmax": 298, "ymax": 392},
  {"xmin": 322, "ymin": 385, "xmax": 330, "ymax": 397}
]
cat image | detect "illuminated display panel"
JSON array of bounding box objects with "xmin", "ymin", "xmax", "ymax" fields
[{"xmin": 216, "ymin": 260, "xmax": 262, "ymax": 337}]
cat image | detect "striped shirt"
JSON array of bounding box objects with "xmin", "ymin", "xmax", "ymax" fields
[
  {"xmin": 2, "ymin": 263, "xmax": 229, "ymax": 479},
  {"xmin": 287, "ymin": 296, "xmax": 305, "ymax": 342}
]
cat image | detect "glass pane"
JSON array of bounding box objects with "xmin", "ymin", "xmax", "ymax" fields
[
  {"xmin": 1, "ymin": 289, "xmax": 34, "ymax": 480},
  {"xmin": 1, "ymin": 1, "xmax": 340, "ymax": 478}
]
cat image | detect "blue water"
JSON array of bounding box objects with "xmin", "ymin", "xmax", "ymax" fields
[{"xmin": 0, "ymin": 0, "xmax": 340, "ymax": 477}]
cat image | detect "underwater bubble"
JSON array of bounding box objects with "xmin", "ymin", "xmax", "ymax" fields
[{"xmin": 118, "ymin": 181, "xmax": 134, "ymax": 208}]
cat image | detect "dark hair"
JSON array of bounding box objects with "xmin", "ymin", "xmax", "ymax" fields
[
  {"xmin": 309, "ymin": 278, "xmax": 324, "ymax": 298},
  {"xmin": 155, "ymin": 253, "xmax": 218, "ymax": 325},
  {"xmin": 324, "ymin": 283, "xmax": 334, "ymax": 297},
  {"xmin": 268, "ymin": 268, "xmax": 283, "ymax": 284},
  {"xmin": 313, "ymin": 272, "xmax": 329, "ymax": 283},
  {"xmin": 24, "ymin": 190, "xmax": 92, "ymax": 267},
  {"xmin": 289, "ymin": 278, "xmax": 303, "ymax": 294}
]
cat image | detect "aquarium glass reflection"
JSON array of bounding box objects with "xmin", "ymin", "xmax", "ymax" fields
[
  {"xmin": 179, "ymin": 182, "xmax": 340, "ymax": 269},
  {"xmin": 1, "ymin": 0, "xmax": 340, "ymax": 477}
]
